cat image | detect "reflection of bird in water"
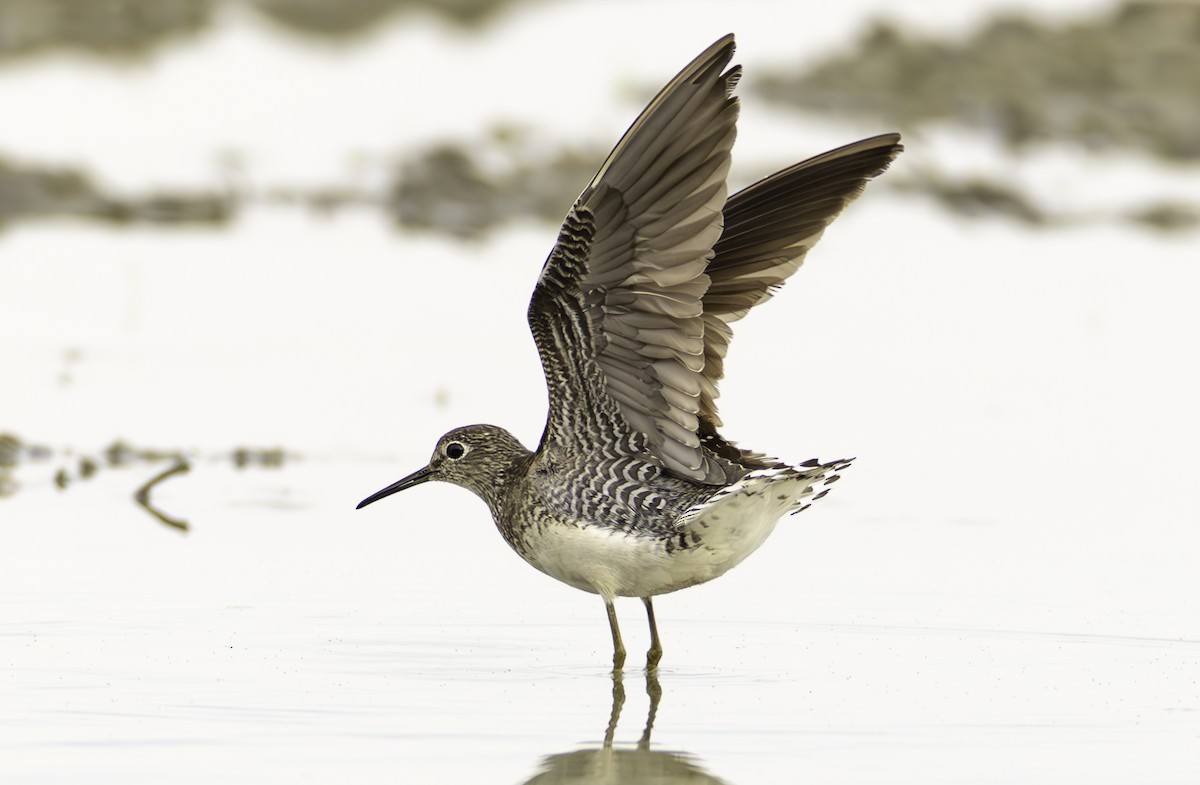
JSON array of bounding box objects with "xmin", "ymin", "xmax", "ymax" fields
[
  {"xmin": 357, "ymin": 35, "xmax": 900, "ymax": 670},
  {"xmin": 522, "ymin": 671, "xmax": 729, "ymax": 785}
]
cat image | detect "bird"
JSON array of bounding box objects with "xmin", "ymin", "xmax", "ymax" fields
[{"xmin": 357, "ymin": 34, "xmax": 901, "ymax": 672}]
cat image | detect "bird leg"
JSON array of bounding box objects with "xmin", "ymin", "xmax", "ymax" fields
[
  {"xmin": 642, "ymin": 596, "xmax": 663, "ymax": 670},
  {"xmin": 605, "ymin": 599, "xmax": 626, "ymax": 673}
]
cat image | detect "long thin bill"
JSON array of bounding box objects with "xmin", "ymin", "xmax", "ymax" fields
[{"xmin": 356, "ymin": 465, "xmax": 434, "ymax": 509}]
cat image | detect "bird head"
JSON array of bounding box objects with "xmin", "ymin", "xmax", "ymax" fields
[{"xmin": 356, "ymin": 424, "xmax": 531, "ymax": 513}]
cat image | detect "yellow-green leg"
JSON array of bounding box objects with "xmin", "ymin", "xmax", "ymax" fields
[
  {"xmin": 605, "ymin": 599, "xmax": 626, "ymax": 673},
  {"xmin": 642, "ymin": 596, "xmax": 663, "ymax": 670}
]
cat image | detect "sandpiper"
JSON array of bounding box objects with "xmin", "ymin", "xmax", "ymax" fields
[{"xmin": 358, "ymin": 34, "xmax": 900, "ymax": 671}]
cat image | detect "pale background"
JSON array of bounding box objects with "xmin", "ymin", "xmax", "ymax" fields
[{"xmin": 1, "ymin": 0, "xmax": 1197, "ymax": 782}]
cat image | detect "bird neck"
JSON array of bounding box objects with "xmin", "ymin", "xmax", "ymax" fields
[{"xmin": 459, "ymin": 436, "xmax": 534, "ymax": 521}]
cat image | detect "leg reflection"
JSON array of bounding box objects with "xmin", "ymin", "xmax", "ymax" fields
[
  {"xmin": 603, "ymin": 666, "xmax": 663, "ymax": 751},
  {"xmin": 637, "ymin": 667, "xmax": 662, "ymax": 751},
  {"xmin": 603, "ymin": 668, "xmax": 626, "ymax": 749},
  {"xmin": 522, "ymin": 669, "xmax": 725, "ymax": 784}
]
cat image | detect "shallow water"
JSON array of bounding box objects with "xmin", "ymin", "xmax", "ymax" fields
[
  {"xmin": 3, "ymin": 456, "xmax": 1198, "ymax": 783},
  {"xmin": 3, "ymin": 201, "xmax": 1198, "ymax": 783}
]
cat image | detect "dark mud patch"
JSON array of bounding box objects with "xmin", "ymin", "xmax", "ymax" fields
[
  {"xmin": 756, "ymin": 1, "xmax": 1200, "ymax": 161},
  {"xmin": 387, "ymin": 130, "xmax": 601, "ymax": 239},
  {"xmin": 754, "ymin": 1, "xmax": 1200, "ymax": 228},
  {"xmin": 0, "ymin": 130, "xmax": 601, "ymax": 238},
  {"xmin": 0, "ymin": 158, "xmax": 231, "ymax": 228},
  {"xmin": 0, "ymin": 0, "xmax": 526, "ymax": 62},
  {"xmin": 3, "ymin": 1, "xmax": 1198, "ymax": 235},
  {"xmin": 0, "ymin": 431, "xmax": 291, "ymax": 531},
  {"xmin": 892, "ymin": 172, "xmax": 1200, "ymax": 231},
  {"xmin": 6, "ymin": 129, "xmax": 1197, "ymax": 237}
]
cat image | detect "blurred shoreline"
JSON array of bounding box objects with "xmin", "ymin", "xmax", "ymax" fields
[
  {"xmin": 0, "ymin": 0, "xmax": 521, "ymax": 61},
  {"xmin": 2, "ymin": 0, "xmax": 1198, "ymax": 236}
]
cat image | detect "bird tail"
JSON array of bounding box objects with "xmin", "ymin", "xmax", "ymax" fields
[
  {"xmin": 788, "ymin": 457, "xmax": 854, "ymax": 515},
  {"xmin": 675, "ymin": 456, "xmax": 853, "ymax": 529}
]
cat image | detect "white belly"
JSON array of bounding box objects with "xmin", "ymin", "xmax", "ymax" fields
[{"xmin": 522, "ymin": 468, "xmax": 819, "ymax": 599}]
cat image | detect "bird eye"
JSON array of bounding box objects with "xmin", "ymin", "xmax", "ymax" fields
[{"xmin": 445, "ymin": 442, "xmax": 466, "ymax": 460}]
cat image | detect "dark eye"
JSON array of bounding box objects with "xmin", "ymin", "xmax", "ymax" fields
[{"xmin": 445, "ymin": 442, "xmax": 465, "ymax": 460}]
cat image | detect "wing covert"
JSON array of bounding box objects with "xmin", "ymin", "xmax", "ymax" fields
[
  {"xmin": 530, "ymin": 35, "xmax": 741, "ymax": 484},
  {"xmin": 527, "ymin": 36, "xmax": 902, "ymax": 485}
]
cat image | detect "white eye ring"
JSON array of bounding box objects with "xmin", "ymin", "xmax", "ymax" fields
[{"xmin": 445, "ymin": 442, "xmax": 466, "ymax": 460}]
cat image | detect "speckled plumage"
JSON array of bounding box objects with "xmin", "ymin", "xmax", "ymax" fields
[{"xmin": 358, "ymin": 35, "xmax": 901, "ymax": 670}]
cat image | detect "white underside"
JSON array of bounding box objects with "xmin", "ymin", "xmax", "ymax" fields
[{"xmin": 523, "ymin": 468, "xmax": 827, "ymax": 599}]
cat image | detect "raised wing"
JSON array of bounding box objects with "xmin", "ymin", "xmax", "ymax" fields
[
  {"xmin": 698, "ymin": 134, "xmax": 904, "ymax": 431},
  {"xmin": 530, "ymin": 35, "xmax": 740, "ymax": 484},
  {"xmin": 528, "ymin": 36, "xmax": 901, "ymax": 485}
]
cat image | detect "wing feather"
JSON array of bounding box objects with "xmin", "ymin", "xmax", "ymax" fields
[
  {"xmin": 527, "ymin": 36, "xmax": 902, "ymax": 483},
  {"xmin": 530, "ymin": 35, "xmax": 741, "ymax": 483},
  {"xmin": 697, "ymin": 133, "xmax": 904, "ymax": 430}
]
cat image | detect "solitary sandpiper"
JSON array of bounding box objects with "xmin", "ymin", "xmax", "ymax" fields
[{"xmin": 358, "ymin": 34, "xmax": 900, "ymax": 671}]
